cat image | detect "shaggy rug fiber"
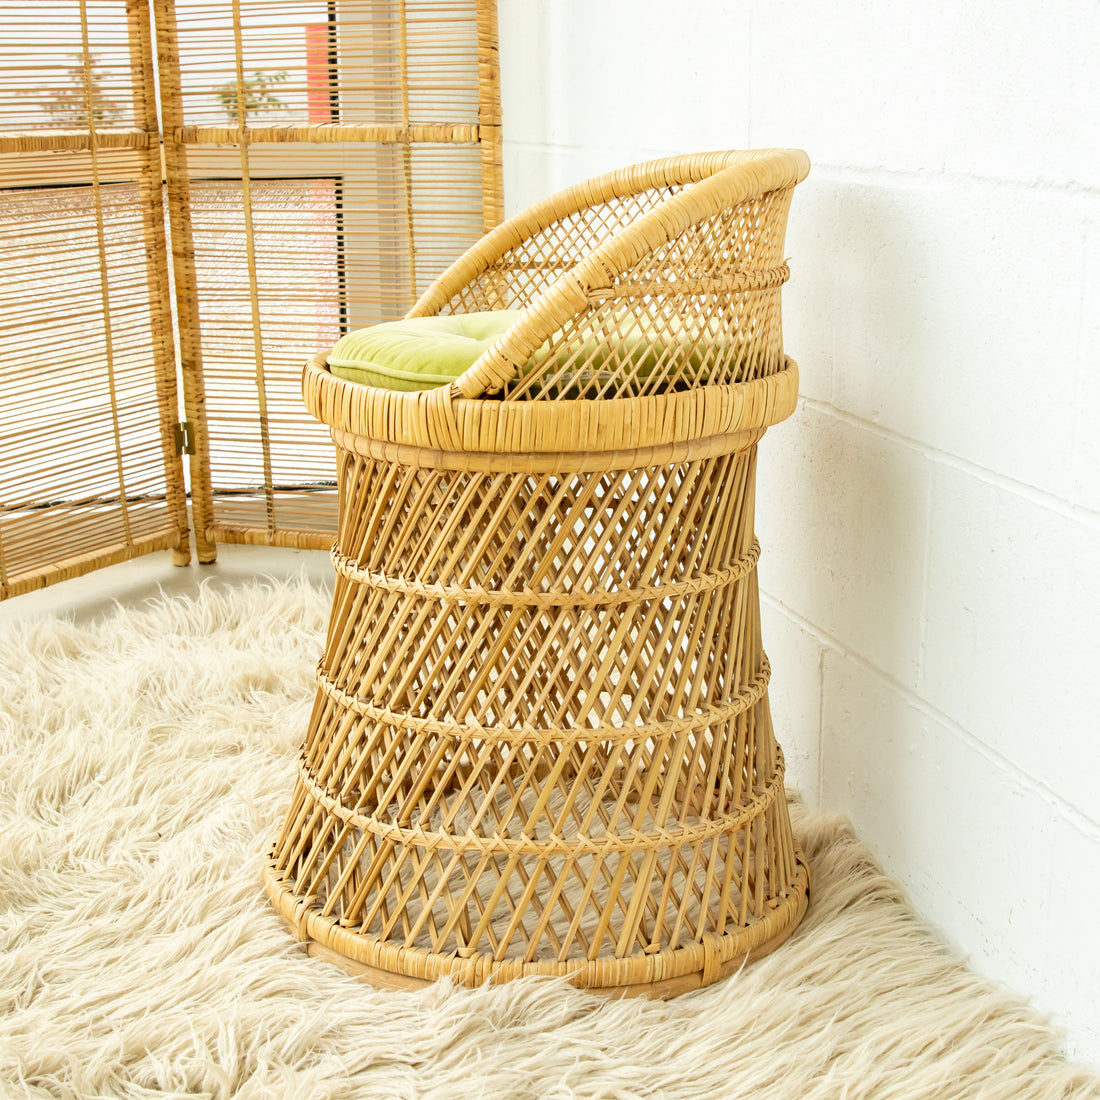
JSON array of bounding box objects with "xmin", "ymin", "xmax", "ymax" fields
[{"xmin": 1, "ymin": 575, "xmax": 1097, "ymax": 1100}]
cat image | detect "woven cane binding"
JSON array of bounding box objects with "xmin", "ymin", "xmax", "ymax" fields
[{"xmin": 266, "ymin": 150, "xmax": 811, "ymax": 994}]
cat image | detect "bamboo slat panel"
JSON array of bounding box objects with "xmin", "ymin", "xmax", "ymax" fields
[
  {"xmin": 0, "ymin": 2, "xmax": 189, "ymax": 599},
  {"xmin": 157, "ymin": 0, "xmax": 502, "ymax": 553}
]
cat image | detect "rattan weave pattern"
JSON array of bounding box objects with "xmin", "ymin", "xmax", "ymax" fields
[{"xmin": 266, "ymin": 149, "xmax": 811, "ymax": 994}]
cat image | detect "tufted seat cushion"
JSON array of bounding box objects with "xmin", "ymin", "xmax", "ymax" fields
[{"xmin": 326, "ymin": 310, "xmax": 520, "ymax": 391}]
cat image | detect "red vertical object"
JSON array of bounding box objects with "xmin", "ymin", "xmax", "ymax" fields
[{"xmin": 305, "ymin": 23, "xmax": 332, "ymax": 123}]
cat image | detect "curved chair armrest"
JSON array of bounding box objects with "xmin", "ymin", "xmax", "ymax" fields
[
  {"xmin": 406, "ymin": 150, "xmax": 805, "ymax": 322},
  {"xmin": 441, "ymin": 148, "xmax": 809, "ymax": 400}
]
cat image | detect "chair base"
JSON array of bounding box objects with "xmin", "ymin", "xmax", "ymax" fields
[{"xmin": 263, "ymin": 850, "xmax": 809, "ymax": 997}]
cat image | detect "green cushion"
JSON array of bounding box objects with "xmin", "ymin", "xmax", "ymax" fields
[
  {"xmin": 327, "ymin": 310, "xmax": 521, "ymax": 391},
  {"xmin": 327, "ymin": 309, "xmax": 762, "ymax": 395}
]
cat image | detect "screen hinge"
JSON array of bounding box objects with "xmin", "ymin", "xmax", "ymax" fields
[{"xmin": 173, "ymin": 420, "xmax": 197, "ymax": 456}]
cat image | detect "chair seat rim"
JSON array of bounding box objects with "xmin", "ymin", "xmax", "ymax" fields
[{"xmin": 302, "ymin": 353, "xmax": 799, "ymax": 458}]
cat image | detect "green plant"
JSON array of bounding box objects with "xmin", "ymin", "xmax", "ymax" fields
[
  {"xmin": 35, "ymin": 52, "xmax": 123, "ymax": 127},
  {"xmin": 216, "ymin": 70, "xmax": 289, "ymax": 124}
]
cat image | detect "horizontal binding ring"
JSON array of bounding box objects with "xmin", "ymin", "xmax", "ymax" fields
[
  {"xmin": 264, "ymin": 848, "xmax": 810, "ymax": 992},
  {"xmin": 584, "ymin": 264, "xmax": 790, "ymax": 301},
  {"xmin": 294, "ymin": 746, "xmax": 786, "ymax": 857},
  {"xmin": 330, "ymin": 539, "xmax": 761, "ymax": 609},
  {"xmin": 313, "ymin": 660, "xmax": 772, "ymax": 746}
]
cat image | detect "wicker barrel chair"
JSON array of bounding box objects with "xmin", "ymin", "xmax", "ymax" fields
[{"xmin": 266, "ymin": 149, "xmax": 812, "ymax": 995}]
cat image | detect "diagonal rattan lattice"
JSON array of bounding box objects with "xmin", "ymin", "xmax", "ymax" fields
[{"xmin": 266, "ymin": 149, "xmax": 811, "ymax": 994}]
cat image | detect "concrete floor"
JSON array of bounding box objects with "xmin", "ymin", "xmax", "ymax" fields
[{"xmin": 0, "ymin": 542, "xmax": 334, "ymax": 628}]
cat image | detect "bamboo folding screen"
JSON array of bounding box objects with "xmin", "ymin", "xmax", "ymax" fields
[{"xmin": 0, "ymin": 0, "xmax": 502, "ymax": 598}]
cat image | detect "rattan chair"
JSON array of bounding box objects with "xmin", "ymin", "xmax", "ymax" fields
[{"xmin": 265, "ymin": 149, "xmax": 812, "ymax": 995}]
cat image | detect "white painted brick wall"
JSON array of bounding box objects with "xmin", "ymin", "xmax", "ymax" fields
[{"xmin": 500, "ymin": 0, "xmax": 1100, "ymax": 1065}]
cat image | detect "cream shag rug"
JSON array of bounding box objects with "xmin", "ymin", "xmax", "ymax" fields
[{"xmin": 1, "ymin": 576, "xmax": 1096, "ymax": 1100}]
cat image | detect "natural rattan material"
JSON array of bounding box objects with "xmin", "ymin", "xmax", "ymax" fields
[
  {"xmin": 156, "ymin": 0, "xmax": 505, "ymax": 558},
  {"xmin": 266, "ymin": 150, "xmax": 811, "ymax": 994},
  {"xmin": 0, "ymin": 2, "xmax": 502, "ymax": 598},
  {"xmin": 0, "ymin": 3, "xmax": 190, "ymax": 597}
]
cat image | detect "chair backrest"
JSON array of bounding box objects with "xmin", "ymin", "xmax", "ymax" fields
[{"xmin": 407, "ymin": 149, "xmax": 810, "ymax": 401}]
